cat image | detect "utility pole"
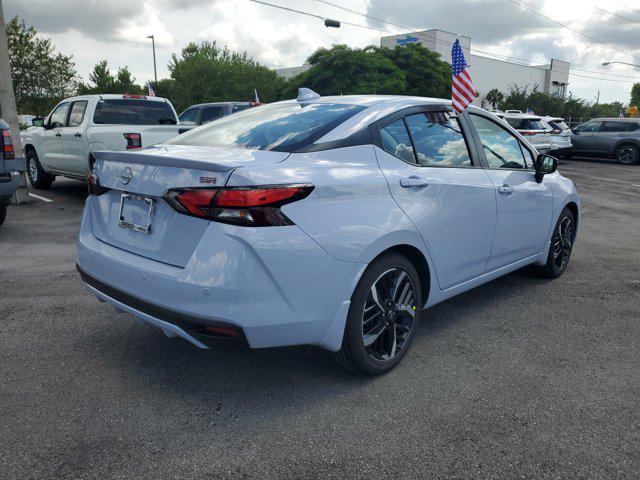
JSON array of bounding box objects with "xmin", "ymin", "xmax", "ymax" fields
[
  {"xmin": 147, "ymin": 34, "xmax": 158, "ymax": 96},
  {"xmin": 595, "ymin": 90, "xmax": 600, "ymax": 105},
  {"xmin": 0, "ymin": 0, "xmax": 28, "ymax": 204}
]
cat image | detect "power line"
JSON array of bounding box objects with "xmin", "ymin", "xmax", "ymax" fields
[
  {"xmin": 594, "ymin": 6, "xmax": 640, "ymax": 24},
  {"xmin": 506, "ymin": 0, "xmax": 634, "ymax": 59},
  {"xmin": 311, "ymin": 0, "xmax": 639, "ymax": 81}
]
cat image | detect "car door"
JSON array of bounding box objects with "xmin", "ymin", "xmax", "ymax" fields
[
  {"xmin": 571, "ymin": 120, "xmax": 602, "ymax": 153},
  {"xmin": 40, "ymin": 102, "xmax": 70, "ymax": 171},
  {"xmin": 60, "ymin": 100, "xmax": 89, "ymax": 175},
  {"xmin": 374, "ymin": 108, "xmax": 497, "ymax": 290},
  {"xmin": 598, "ymin": 121, "xmax": 638, "ymax": 154},
  {"xmin": 467, "ymin": 112, "xmax": 554, "ymax": 271}
]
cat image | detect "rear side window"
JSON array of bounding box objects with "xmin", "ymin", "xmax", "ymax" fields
[
  {"xmin": 380, "ymin": 119, "xmax": 416, "ymax": 164},
  {"xmin": 68, "ymin": 101, "xmax": 88, "ymax": 127},
  {"xmin": 93, "ymin": 99, "xmax": 177, "ymax": 125},
  {"xmin": 469, "ymin": 114, "xmax": 528, "ymax": 169},
  {"xmin": 505, "ymin": 118, "xmax": 544, "ymax": 130},
  {"xmin": 602, "ymin": 121, "xmax": 639, "ymax": 132},
  {"xmin": 178, "ymin": 107, "xmax": 199, "ymax": 126},
  {"xmin": 575, "ymin": 121, "xmax": 602, "ymax": 133},
  {"xmin": 169, "ymin": 102, "xmax": 367, "ymax": 152},
  {"xmin": 200, "ymin": 106, "xmax": 225, "ymax": 124},
  {"xmin": 404, "ymin": 113, "xmax": 471, "ymax": 167}
]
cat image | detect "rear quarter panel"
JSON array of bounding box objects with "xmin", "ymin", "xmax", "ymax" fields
[{"xmin": 227, "ymin": 145, "xmax": 430, "ymax": 266}]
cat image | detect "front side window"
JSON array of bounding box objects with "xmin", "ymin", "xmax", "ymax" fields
[
  {"xmin": 49, "ymin": 102, "xmax": 69, "ymax": 128},
  {"xmin": 68, "ymin": 101, "xmax": 88, "ymax": 127},
  {"xmin": 380, "ymin": 118, "xmax": 416, "ymax": 164},
  {"xmin": 575, "ymin": 121, "xmax": 602, "ymax": 133},
  {"xmin": 469, "ymin": 114, "xmax": 527, "ymax": 169},
  {"xmin": 93, "ymin": 99, "xmax": 177, "ymax": 125},
  {"xmin": 404, "ymin": 113, "xmax": 472, "ymax": 167},
  {"xmin": 169, "ymin": 102, "xmax": 367, "ymax": 152},
  {"xmin": 200, "ymin": 106, "xmax": 225, "ymax": 124},
  {"xmin": 178, "ymin": 107, "xmax": 199, "ymax": 126}
]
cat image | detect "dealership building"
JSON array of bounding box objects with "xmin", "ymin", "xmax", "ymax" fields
[{"xmin": 276, "ymin": 29, "xmax": 570, "ymax": 108}]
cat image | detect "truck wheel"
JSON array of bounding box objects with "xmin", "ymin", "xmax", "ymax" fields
[
  {"xmin": 616, "ymin": 144, "xmax": 639, "ymax": 165},
  {"xmin": 0, "ymin": 204, "xmax": 6, "ymax": 226},
  {"xmin": 26, "ymin": 149, "xmax": 55, "ymax": 189}
]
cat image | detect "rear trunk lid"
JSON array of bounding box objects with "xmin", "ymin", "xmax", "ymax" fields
[{"xmin": 89, "ymin": 145, "xmax": 289, "ymax": 267}]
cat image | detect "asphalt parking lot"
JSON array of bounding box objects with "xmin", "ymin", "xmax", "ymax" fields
[{"xmin": 1, "ymin": 157, "xmax": 639, "ymax": 479}]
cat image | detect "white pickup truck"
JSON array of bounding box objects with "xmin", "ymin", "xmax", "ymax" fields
[{"xmin": 21, "ymin": 94, "xmax": 181, "ymax": 189}]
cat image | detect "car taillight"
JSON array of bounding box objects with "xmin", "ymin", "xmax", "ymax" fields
[
  {"xmin": 123, "ymin": 133, "xmax": 142, "ymax": 149},
  {"xmin": 163, "ymin": 184, "xmax": 314, "ymax": 227},
  {"xmin": 87, "ymin": 171, "xmax": 110, "ymax": 195},
  {"xmin": 551, "ymin": 128, "xmax": 562, "ymax": 134},
  {"xmin": 2, "ymin": 129, "xmax": 14, "ymax": 160}
]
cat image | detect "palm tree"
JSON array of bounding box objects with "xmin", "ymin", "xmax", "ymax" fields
[{"xmin": 485, "ymin": 89, "xmax": 504, "ymax": 110}]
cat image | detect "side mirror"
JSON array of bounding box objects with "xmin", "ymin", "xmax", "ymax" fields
[
  {"xmin": 32, "ymin": 117, "xmax": 44, "ymax": 127},
  {"xmin": 535, "ymin": 154, "xmax": 558, "ymax": 183}
]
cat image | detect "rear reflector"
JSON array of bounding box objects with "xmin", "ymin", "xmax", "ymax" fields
[
  {"xmin": 203, "ymin": 326, "xmax": 239, "ymax": 337},
  {"xmin": 163, "ymin": 184, "xmax": 314, "ymax": 227},
  {"xmin": 123, "ymin": 132, "xmax": 142, "ymax": 149},
  {"xmin": 2, "ymin": 129, "xmax": 14, "ymax": 160}
]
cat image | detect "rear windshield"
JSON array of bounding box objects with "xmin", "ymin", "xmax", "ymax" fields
[
  {"xmin": 168, "ymin": 102, "xmax": 367, "ymax": 152},
  {"xmin": 505, "ymin": 118, "xmax": 545, "ymax": 130},
  {"xmin": 93, "ymin": 99, "xmax": 177, "ymax": 125},
  {"xmin": 548, "ymin": 120, "xmax": 569, "ymax": 130}
]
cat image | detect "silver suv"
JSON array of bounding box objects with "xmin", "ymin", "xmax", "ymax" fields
[{"xmin": 570, "ymin": 118, "xmax": 640, "ymax": 165}]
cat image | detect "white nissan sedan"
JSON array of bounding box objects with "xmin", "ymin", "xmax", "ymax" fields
[{"xmin": 77, "ymin": 90, "xmax": 580, "ymax": 375}]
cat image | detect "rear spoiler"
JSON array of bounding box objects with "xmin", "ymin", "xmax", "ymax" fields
[{"xmin": 93, "ymin": 149, "xmax": 237, "ymax": 172}]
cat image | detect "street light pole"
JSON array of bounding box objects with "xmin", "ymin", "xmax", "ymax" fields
[
  {"xmin": 602, "ymin": 61, "xmax": 640, "ymax": 68},
  {"xmin": 147, "ymin": 34, "xmax": 158, "ymax": 96},
  {"xmin": 0, "ymin": 0, "xmax": 28, "ymax": 204}
]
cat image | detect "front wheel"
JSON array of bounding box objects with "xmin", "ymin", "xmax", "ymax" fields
[
  {"xmin": 26, "ymin": 149, "xmax": 55, "ymax": 189},
  {"xmin": 335, "ymin": 253, "xmax": 422, "ymax": 375},
  {"xmin": 534, "ymin": 208, "xmax": 575, "ymax": 278},
  {"xmin": 616, "ymin": 144, "xmax": 639, "ymax": 165}
]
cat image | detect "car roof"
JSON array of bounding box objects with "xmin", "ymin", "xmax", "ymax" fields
[
  {"xmin": 189, "ymin": 102, "xmax": 251, "ymax": 108},
  {"xmin": 502, "ymin": 113, "xmax": 542, "ymax": 120},
  {"xmin": 61, "ymin": 94, "xmax": 170, "ymax": 102},
  {"xmin": 590, "ymin": 117, "xmax": 639, "ymax": 122}
]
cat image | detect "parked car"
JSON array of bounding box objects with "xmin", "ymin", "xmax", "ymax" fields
[
  {"xmin": 540, "ymin": 116, "xmax": 572, "ymax": 157},
  {"xmin": 0, "ymin": 119, "xmax": 21, "ymax": 226},
  {"xmin": 21, "ymin": 94, "xmax": 181, "ymax": 189},
  {"xmin": 17, "ymin": 114, "xmax": 36, "ymax": 129},
  {"xmin": 499, "ymin": 113, "xmax": 552, "ymax": 153},
  {"xmin": 570, "ymin": 118, "xmax": 640, "ymax": 164},
  {"xmin": 77, "ymin": 90, "xmax": 580, "ymax": 375},
  {"xmin": 178, "ymin": 102, "xmax": 260, "ymax": 133}
]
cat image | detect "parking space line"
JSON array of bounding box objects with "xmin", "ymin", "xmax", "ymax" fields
[{"xmin": 28, "ymin": 192, "xmax": 53, "ymax": 203}]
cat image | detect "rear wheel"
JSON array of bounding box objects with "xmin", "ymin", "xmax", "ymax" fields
[
  {"xmin": 534, "ymin": 208, "xmax": 575, "ymax": 278},
  {"xmin": 26, "ymin": 149, "xmax": 55, "ymax": 189},
  {"xmin": 616, "ymin": 144, "xmax": 639, "ymax": 165},
  {"xmin": 335, "ymin": 253, "xmax": 422, "ymax": 375}
]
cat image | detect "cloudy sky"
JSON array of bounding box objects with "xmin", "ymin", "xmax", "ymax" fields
[{"xmin": 5, "ymin": 0, "xmax": 640, "ymax": 103}]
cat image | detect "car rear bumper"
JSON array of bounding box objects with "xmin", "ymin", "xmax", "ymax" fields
[
  {"xmin": 76, "ymin": 202, "xmax": 364, "ymax": 351},
  {"xmin": 0, "ymin": 171, "xmax": 20, "ymax": 200}
]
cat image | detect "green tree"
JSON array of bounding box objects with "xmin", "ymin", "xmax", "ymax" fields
[
  {"xmin": 77, "ymin": 60, "xmax": 144, "ymax": 95},
  {"xmin": 630, "ymin": 83, "xmax": 640, "ymax": 108},
  {"xmin": 283, "ymin": 44, "xmax": 406, "ymax": 98},
  {"xmin": 485, "ymin": 88, "xmax": 504, "ymax": 110},
  {"xmin": 376, "ymin": 43, "xmax": 451, "ymax": 98},
  {"xmin": 168, "ymin": 41, "xmax": 284, "ymax": 112},
  {"xmin": 6, "ymin": 17, "xmax": 77, "ymax": 115}
]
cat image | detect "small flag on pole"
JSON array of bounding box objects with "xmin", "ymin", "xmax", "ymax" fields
[
  {"xmin": 451, "ymin": 39, "xmax": 476, "ymax": 112},
  {"xmin": 526, "ymin": 107, "xmax": 535, "ymax": 114},
  {"xmin": 254, "ymin": 88, "xmax": 261, "ymax": 104},
  {"xmin": 147, "ymin": 80, "xmax": 156, "ymax": 97}
]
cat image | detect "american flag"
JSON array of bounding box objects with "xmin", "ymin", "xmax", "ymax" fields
[
  {"xmin": 147, "ymin": 80, "xmax": 156, "ymax": 97},
  {"xmin": 451, "ymin": 39, "xmax": 476, "ymax": 112}
]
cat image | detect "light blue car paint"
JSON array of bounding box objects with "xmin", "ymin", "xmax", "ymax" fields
[{"xmin": 76, "ymin": 96, "xmax": 580, "ymax": 352}]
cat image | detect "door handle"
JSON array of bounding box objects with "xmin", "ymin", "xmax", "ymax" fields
[
  {"xmin": 55, "ymin": 132, "xmax": 61, "ymax": 137},
  {"xmin": 400, "ymin": 177, "xmax": 429, "ymax": 188},
  {"xmin": 74, "ymin": 133, "xmax": 82, "ymax": 138},
  {"xmin": 498, "ymin": 184, "xmax": 514, "ymax": 195}
]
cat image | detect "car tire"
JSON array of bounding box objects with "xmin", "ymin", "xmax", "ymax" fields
[
  {"xmin": 615, "ymin": 144, "xmax": 639, "ymax": 165},
  {"xmin": 534, "ymin": 207, "xmax": 575, "ymax": 279},
  {"xmin": 335, "ymin": 253, "xmax": 422, "ymax": 375},
  {"xmin": 26, "ymin": 149, "xmax": 55, "ymax": 189},
  {"xmin": 0, "ymin": 204, "xmax": 6, "ymax": 226}
]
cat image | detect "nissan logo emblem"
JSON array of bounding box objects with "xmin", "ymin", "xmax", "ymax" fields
[{"xmin": 121, "ymin": 167, "xmax": 133, "ymax": 185}]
